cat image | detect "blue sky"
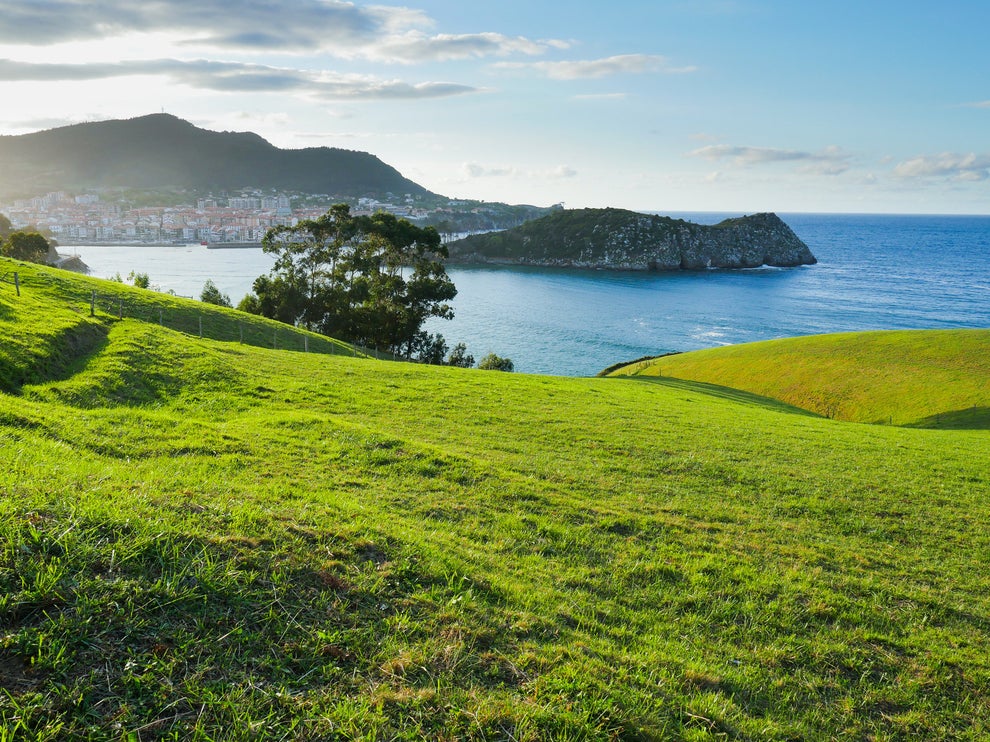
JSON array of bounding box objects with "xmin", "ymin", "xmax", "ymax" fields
[{"xmin": 0, "ymin": 0, "xmax": 987, "ymax": 213}]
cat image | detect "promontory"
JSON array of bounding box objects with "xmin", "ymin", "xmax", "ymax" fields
[{"xmin": 446, "ymin": 208, "xmax": 816, "ymax": 270}]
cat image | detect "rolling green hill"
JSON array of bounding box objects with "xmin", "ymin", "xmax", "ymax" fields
[
  {"xmin": 607, "ymin": 330, "xmax": 990, "ymax": 429},
  {"xmin": 2, "ymin": 257, "xmax": 989, "ymax": 739}
]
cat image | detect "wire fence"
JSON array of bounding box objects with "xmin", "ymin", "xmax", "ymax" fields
[{"xmin": 2, "ymin": 266, "xmax": 381, "ymax": 359}]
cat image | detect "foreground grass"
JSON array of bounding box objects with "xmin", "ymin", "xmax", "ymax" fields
[
  {"xmin": 608, "ymin": 329, "xmax": 990, "ymax": 428},
  {"xmin": 1, "ymin": 260, "xmax": 989, "ymax": 739}
]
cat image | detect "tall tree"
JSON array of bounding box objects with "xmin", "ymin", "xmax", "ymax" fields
[{"xmin": 248, "ymin": 205, "xmax": 456, "ymax": 355}]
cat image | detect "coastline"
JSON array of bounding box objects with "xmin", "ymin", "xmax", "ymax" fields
[
  {"xmin": 57, "ymin": 240, "xmax": 264, "ymax": 249},
  {"xmin": 57, "ymin": 241, "xmax": 198, "ymax": 248}
]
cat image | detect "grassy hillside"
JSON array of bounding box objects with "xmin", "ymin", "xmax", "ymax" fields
[
  {"xmin": 2, "ymin": 258, "xmax": 990, "ymax": 739},
  {"xmin": 0, "ymin": 260, "xmax": 362, "ymax": 395},
  {"xmin": 608, "ymin": 330, "xmax": 990, "ymax": 429}
]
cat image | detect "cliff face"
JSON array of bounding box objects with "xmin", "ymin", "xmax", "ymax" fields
[{"xmin": 447, "ymin": 209, "xmax": 816, "ymax": 270}]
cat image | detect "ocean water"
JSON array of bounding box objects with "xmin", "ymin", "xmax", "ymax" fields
[{"xmin": 67, "ymin": 213, "xmax": 990, "ymax": 376}]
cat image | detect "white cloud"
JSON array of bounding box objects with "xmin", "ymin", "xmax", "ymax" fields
[
  {"xmin": 0, "ymin": 58, "xmax": 479, "ymax": 100},
  {"xmin": 495, "ymin": 54, "xmax": 695, "ymax": 80},
  {"xmin": 463, "ymin": 162, "xmax": 577, "ymax": 179},
  {"xmin": 0, "ymin": 1, "xmax": 565, "ymax": 64},
  {"xmin": 463, "ymin": 162, "xmax": 517, "ymax": 178},
  {"xmin": 892, "ymin": 152, "xmax": 990, "ymax": 181},
  {"xmin": 364, "ymin": 31, "xmax": 562, "ymax": 63},
  {"xmin": 689, "ymin": 144, "xmax": 851, "ymax": 174}
]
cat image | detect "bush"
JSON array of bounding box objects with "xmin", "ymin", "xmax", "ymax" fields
[
  {"xmin": 1, "ymin": 231, "xmax": 49, "ymax": 263},
  {"xmin": 447, "ymin": 343, "xmax": 475, "ymax": 368},
  {"xmin": 478, "ymin": 353, "xmax": 514, "ymax": 372},
  {"xmin": 237, "ymin": 293, "xmax": 261, "ymax": 314},
  {"xmin": 201, "ymin": 279, "xmax": 232, "ymax": 307},
  {"xmin": 128, "ymin": 271, "xmax": 151, "ymax": 289}
]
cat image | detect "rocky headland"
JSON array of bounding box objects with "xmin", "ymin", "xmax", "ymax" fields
[{"xmin": 446, "ymin": 208, "xmax": 816, "ymax": 270}]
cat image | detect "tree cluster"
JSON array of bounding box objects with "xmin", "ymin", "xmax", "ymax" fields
[
  {"xmin": 0, "ymin": 215, "xmax": 50, "ymax": 264},
  {"xmin": 241, "ymin": 205, "xmax": 457, "ymax": 358}
]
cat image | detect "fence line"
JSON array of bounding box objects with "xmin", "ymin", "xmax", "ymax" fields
[
  {"xmin": 0, "ymin": 270, "xmax": 20, "ymax": 296},
  {"xmin": 9, "ymin": 266, "xmax": 377, "ymax": 360}
]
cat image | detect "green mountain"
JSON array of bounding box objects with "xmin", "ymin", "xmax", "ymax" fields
[
  {"xmin": 0, "ymin": 114, "xmax": 435, "ymax": 200},
  {"xmin": 448, "ymin": 207, "xmax": 817, "ymax": 269},
  {"xmin": 2, "ymin": 257, "xmax": 990, "ymax": 738}
]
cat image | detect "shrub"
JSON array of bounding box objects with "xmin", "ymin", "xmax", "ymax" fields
[{"xmin": 478, "ymin": 353, "xmax": 514, "ymax": 372}]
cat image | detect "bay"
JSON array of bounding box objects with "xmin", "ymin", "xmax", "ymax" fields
[{"xmin": 66, "ymin": 213, "xmax": 990, "ymax": 377}]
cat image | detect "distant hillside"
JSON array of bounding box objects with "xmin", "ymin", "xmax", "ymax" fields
[
  {"xmin": 448, "ymin": 208, "xmax": 816, "ymax": 270},
  {"xmin": 0, "ymin": 114, "xmax": 435, "ymax": 200},
  {"xmin": 607, "ymin": 329, "xmax": 990, "ymax": 428}
]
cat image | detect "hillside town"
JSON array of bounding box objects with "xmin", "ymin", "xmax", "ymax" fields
[{"xmin": 1, "ymin": 190, "xmax": 436, "ymax": 245}]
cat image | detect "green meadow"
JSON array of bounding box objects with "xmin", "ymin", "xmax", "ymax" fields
[
  {"xmin": 1, "ymin": 258, "xmax": 989, "ymax": 740},
  {"xmin": 607, "ymin": 330, "xmax": 990, "ymax": 429}
]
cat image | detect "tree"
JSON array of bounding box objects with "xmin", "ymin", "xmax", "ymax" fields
[
  {"xmin": 127, "ymin": 271, "xmax": 150, "ymax": 289},
  {"xmin": 237, "ymin": 293, "xmax": 261, "ymax": 314},
  {"xmin": 0, "ymin": 213, "xmax": 12, "ymax": 239},
  {"xmin": 478, "ymin": 353, "xmax": 514, "ymax": 372},
  {"xmin": 200, "ymin": 279, "xmax": 232, "ymax": 307},
  {"xmin": 446, "ymin": 343, "xmax": 475, "ymax": 368},
  {"xmin": 414, "ymin": 332, "xmax": 448, "ymax": 365},
  {"xmin": 1, "ymin": 231, "xmax": 49, "ymax": 263},
  {"xmin": 248, "ymin": 204, "xmax": 457, "ymax": 355}
]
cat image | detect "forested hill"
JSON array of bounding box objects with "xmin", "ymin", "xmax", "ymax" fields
[
  {"xmin": 0, "ymin": 114, "xmax": 435, "ymax": 199},
  {"xmin": 447, "ymin": 208, "xmax": 817, "ymax": 270}
]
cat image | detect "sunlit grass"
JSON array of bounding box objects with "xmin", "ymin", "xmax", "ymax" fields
[
  {"xmin": 608, "ymin": 329, "xmax": 990, "ymax": 428},
  {"xmin": 1, "ymin": 257, "xmax": 989, "ymax": 739}
]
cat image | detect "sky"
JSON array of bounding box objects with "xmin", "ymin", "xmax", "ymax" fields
[{"xmin": 0, "ymin": 1, "xmax": 988, "ymax": 214}]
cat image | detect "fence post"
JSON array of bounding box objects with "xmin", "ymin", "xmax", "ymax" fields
[
  {"xmin": 90, "ymin": 290, "xmax": 95, "ymax": 316},
  {"xmin": 13, "ymin": 272, "xmax": 19, "ymax": 296},
  {"xmin": 199, "ymin": 316, "xmax": 203, "ymax": 338},
  {"xmin": 159, "ymin": 308, "xmax": 163, "ymax": 326},
  {"xmin": 239, "ymin": 322, "xmax": 243, "ymax": 344},
  {"xmin": 273, "ymin": 329, "xmax": 277, "ymax": 350},
  {"xmin": 304, "ymin": 335, "xmax": 309, "ymax": 353},
  {"xmin": 118, "ymin": 299, "xmax": 122, "ymax": 319}
]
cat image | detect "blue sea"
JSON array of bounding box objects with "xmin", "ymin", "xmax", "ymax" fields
[{"xmin": 68, "ymin": 213, "xmax": 990, "ymax": 377}]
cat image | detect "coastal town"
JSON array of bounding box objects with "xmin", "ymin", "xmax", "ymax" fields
[{"xmin": 0, "ymin": 189, "xmax": 441, "ymax": 246}]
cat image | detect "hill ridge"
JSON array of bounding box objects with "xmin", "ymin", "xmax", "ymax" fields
[{"xmin": 0, "ymin": 113, "xmax": 435, "ymax": 199}]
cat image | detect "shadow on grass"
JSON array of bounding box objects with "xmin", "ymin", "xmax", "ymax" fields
[
  {"xmin": 906, "ymin": 407, "xmax": 990, "ymax": 431},
  {"xmin": 0, "ymin": 322, "xmax": 109, "ymax": 395},
  {"xmin": 618, "ymin": 374, "xmax": 821, "ymax": 417}
]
